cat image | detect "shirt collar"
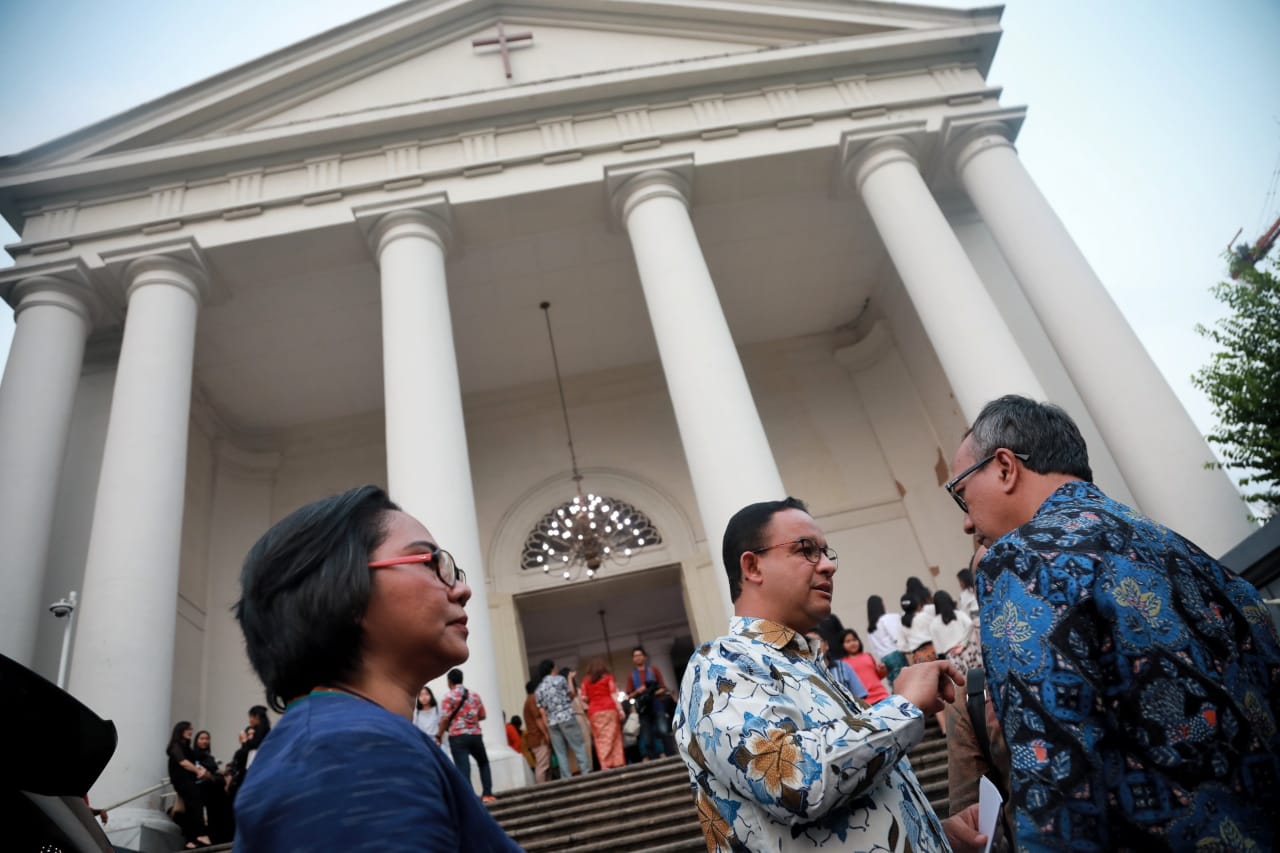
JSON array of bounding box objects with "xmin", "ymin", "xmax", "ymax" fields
[{"xmin": 730, "ymin": 616, "xmax": 818, "ymax": 658}]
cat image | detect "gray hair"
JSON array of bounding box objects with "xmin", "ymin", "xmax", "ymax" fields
[{"xmin": 967, "ymin": 395, "xmax": 1093, "ymax": 482}]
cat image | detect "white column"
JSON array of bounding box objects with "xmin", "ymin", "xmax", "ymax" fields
[
  {"xmin": 361, "ymin": 198, "xmax": 522, "ymax": 792},
  {"xmin": 0, "ymin": 271, "xmax": 93, "ymax": 666},
  {"xmin": 606, "ymin": 158, "xmax": 786, "ymax": 617},
  {"xmin": 69, "ymin": 254, "xmax": 204, "ymax": 807},
  {"xmin": 843, "ymin": 135, "xmax": 1046, "ymax": 420},
  {"xmin": 952, "ymin": 124, "xmax": 1254, "ymax": 553}
]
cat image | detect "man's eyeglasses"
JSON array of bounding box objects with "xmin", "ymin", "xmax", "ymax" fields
[
  {"xmin": 368, "ymin": 545, "xmax": 466, "ymax": 588},
  {"xmin": 749, "ymin": 537, "xmax": 838, "ymax": 566},
  {"xmin": 944, "ymin": 451, "xmax": 1030, "ymax": 514}
]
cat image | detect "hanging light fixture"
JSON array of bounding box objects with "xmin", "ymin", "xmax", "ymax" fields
[{"xmin": 526, "ymin": 302, "xmax": 660, "ymax": 581}]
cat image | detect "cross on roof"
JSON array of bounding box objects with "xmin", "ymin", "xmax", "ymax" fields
[{"xmin": 471, "ymin": 22, "xmax": 534, "ymax": 80}]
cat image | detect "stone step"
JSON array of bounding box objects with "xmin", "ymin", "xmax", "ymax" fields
[
  {"xmin": 502, "ymin": 789, "xmax": 694, "ymax": 836},
  {"xmin": 490, "ymin": 762, "xmax": 687, "ymax": 818},
  {"xmin": 518, "ymin": 810, "xmax": 702, "ymax": 853}
]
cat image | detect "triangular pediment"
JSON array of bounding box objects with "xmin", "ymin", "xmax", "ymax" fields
[
  {"xmin": 233, "ymin": 23, "xmax": 773, "ymax": 136},
  {"xmin": 1, "ymin": 0, "xmax": 1000, "ymax": 179}
]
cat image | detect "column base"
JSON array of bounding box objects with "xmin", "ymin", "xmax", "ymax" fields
[{"xmin": 99, "ymin": 805, "xmax": 183, "ymax": 852}]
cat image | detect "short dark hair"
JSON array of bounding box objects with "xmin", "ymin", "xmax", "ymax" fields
[
  {"xmin": 447, "ymin": 669, "xmax": 464, "ymax": 686},
  {"xmin": 721, "ymin": 497, "xmax": 809, "ymax": 601},
  {"xmin": 235, "ymin": 485, "xmax": 400, "ymax": 712},
  {"xmin": 632, "ymin": 646, "xmax": 646, "ymax": 656},
  {"xmin": 957, "ymin": 568, "xmax": 975, "ymax": 591},
  {"xmin": 967, "ymin": 395, "xmax": 1093, "ymax": 481}
]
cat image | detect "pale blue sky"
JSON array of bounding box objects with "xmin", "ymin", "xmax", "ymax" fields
[{"xmin": 1, "ymin": 0, "xmax": 1278, "ymax": 460}]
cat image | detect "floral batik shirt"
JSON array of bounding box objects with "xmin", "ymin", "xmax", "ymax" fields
[
  {"xmin": 977, "ymin": 481, "xmax": 1280, "ymax": 852},
  {"xmin": 675, "ymin": 616, "xmax": 950, "ymax": 853}
]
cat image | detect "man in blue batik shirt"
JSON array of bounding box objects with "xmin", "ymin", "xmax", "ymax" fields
[
  {"xmin": 675, "ymin": 497, "xmax": 985, "ymax": 853},
  {"xmin": 947, "ymin": 395, "xmax": 1280, "ymax": 852}
]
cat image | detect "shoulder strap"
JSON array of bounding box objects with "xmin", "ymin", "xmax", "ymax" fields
[
  {"xmin": 443, "ymin": 687, "xmax": 468, "ymax": 732},
  {"xmin": 966, "ymin": 670, "xmax": 1008, "ymax": 802}
]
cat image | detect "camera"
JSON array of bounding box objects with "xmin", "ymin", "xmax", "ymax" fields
[{"xmin": 49, "ymin": 598, "xmax": 75, "ymax": 618}]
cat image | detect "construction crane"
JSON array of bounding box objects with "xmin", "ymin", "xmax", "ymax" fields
[{"xmin": 1227, "ymin": 215, "xmax": 1280, "ymax": 279}]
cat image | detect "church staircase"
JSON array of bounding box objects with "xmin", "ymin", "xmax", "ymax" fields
[
  {"xmin": 488, "ymin": 718, "xmax": 951, "ymax": 852},
  {"xmin": 198, "ymin": 719, "xmax": 948, "ymax": 852}
]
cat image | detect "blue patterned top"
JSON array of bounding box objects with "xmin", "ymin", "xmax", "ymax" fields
[
  {"xmin": 675, "ymin": 616, "xmax": 950, "ymax": 852},
  {"xmin": 233, "ymin": 692, "xmax": 522, "ymax": 852},
  {"xmin": 977, "ymin": 481, "xmax": 1280, "ymax": 852}
]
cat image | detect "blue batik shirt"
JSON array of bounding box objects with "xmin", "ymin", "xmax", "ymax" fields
[
  {"xmin": 977, "ymin": 481, "xmax": 1280, "ymax": 852},
  {"xmin": 675, "ymin": 616, "xmax": 950, "ymax": 853}
]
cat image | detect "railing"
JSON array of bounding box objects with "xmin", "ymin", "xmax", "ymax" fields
[{"xmin": 100, "ymin": 778, "xmax": 175, "ymax": 813}]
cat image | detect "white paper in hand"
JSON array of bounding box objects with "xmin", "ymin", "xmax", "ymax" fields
[{"xmin": 978, "ymin": 775, "xmax": 1003, "ymax": 853}]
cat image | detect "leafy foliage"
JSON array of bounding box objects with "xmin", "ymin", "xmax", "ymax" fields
[{"xmin": 1192, "ymin": 256, "xmax": 1280, "ymax": 518}]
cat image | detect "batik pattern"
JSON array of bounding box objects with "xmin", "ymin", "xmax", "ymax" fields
[
  {"xmin": 977, "ymin": 481, "xmax": 1280, "ymax": 852},
  {"xmin": 675, "ymin": 616, "xmax": 950, "ymax": 852}
]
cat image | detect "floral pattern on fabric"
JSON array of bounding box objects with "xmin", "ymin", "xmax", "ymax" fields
[
  {"xmin": 675, "ymin": 616, "xmax": 950, "ymax": 853},
  {"xmin": 534, "ymin": 674, "xmax": 576, "ymax": 726},
  {"xmin": 977, "ymin": 481, "xmax": 1280, "ymax": 852}
]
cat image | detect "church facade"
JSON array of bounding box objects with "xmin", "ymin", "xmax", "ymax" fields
[{"xmin": 0, "ymin": 0, "xmax": 1251, "ymax": 812}]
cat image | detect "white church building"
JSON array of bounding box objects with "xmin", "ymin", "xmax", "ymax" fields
[{"xmin": 0, "ymin": 0, "xmax": 1252, "ymax": 822}]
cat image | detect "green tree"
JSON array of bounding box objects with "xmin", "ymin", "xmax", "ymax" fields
[{"xmin": 1192, "ymin": 255, "xmax": 1280, "ymax": 518}]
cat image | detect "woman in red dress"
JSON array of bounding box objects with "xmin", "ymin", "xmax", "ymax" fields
[{"xmin": 580, "ymin": 657, "xmax": 626, "ymax": 769}]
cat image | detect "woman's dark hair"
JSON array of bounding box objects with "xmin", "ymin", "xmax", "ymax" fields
[
  {"xmin": 169, "ymin": 721, "xmax": 192, "ymax": 751},
  {"xmin": 957, "ymin": 568, "xmax": 975, "ymax": 591},
  {"xmin": 900, "ymin": 591, "xmax": 921, "ymax": 627},
  {"xmin": 867, "ymin": 595, "xmax": 886, "ymax": 634},
  {"xmin": 247, "ymin": 705, "xmax": 271, "ymax": 741},
  {"xmin": 905, "ymin": 576, "xmax": 932, "ymax": 605},
  {"xmin": 416, "ymin": 685, "xmax": 436, "ymax": 711},
  {"xmin": 934, "ymin": 590, "xmax": 958, "ymax": 624},
  {"xmin": 533, "ymin": 659, "xmax": 555, "ymax": 689},
  {"xmin": 721, "ymin": 497, "xmax": 808, "ymax": 601},
  {"xmin": 841, "ymin": 629, "xmax": 863, "ymax": 656},
  {"xmin": 814, "ymin": 615, "xmax": 844, "ymax": 667},
  {"xmin": 235, "ymin": 485, "xmax": 400, "ymax": 712}
]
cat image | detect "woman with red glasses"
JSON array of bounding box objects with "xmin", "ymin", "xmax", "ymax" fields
[{"xmin": 232, "ymin": 485, "xmax": 522, "ymax": 852}]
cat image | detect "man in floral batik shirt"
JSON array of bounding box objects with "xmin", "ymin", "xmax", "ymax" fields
[
  {"xmin": 676, "ymin": 497, "xmax": 986, "ymax": 853},
  {"xmin": 948, "ymin": 395, "xmax": 1280, "ymax": 851}
]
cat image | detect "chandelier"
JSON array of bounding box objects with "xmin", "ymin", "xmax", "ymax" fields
[{"xmin": 524, "ymin": 302, "xmax": 662, "ymax": 581}]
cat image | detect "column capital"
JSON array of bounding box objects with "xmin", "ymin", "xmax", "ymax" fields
[
  {"xmin": 840, "ymin": 134, "xmax": 922, "ymax": 195},
  {"xmin": 100, "ymin": 238, "xmax": 212, "ymax": 306},
  {"xmin": 604, "ymin": 155, "xmax": 694, "ymax": 226},
  {"xmin": 353, "ymin": 192, "xmax": 452, "ymax": 259},
  {"xmin": 948, "ymin": 120, "xmax": 1018, "ymax": 175},
  {"xmin": 1, "ymin": 258, "xmax": 97, "ymax": 328}
]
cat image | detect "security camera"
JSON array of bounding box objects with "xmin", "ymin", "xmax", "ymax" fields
[{"xmin": 49, "ymin": 598, "xmax": 75, "ymax": 618}]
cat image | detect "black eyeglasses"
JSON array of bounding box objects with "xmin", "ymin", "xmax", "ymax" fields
[
  {"xmin": 368, "ymin": 545, "xmax": 466, "ymax": 588},
  {"xmin": 749, "ymin": 537, "xmax": 838, "ymax": 566},
  {"xmin": 944, "ymin": 451, "xmax": 1029, "ymax": 514}
]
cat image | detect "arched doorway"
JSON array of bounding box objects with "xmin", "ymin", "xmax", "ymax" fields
[{"xmin": 515, "ymin": 563, "xmax": 693, "ymax": 695}]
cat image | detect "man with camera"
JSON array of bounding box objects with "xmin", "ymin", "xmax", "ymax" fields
[{"xmin": 626, "ymin": 646, "xmax": 673, "ymax": 760}]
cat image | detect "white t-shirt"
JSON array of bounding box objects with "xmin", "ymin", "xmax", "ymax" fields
[
  {"xmin": 413, "ymin": 705, "xmax": 441, "ymax": 738},
  {"xmin": 898, "ymin": 604, "xmax": 937, "ymax": 653},
  {"xmin": 929, "ymin": 610, "xmax": 973, "ymax": 655},
  {"xmin": 867, "ymin": 612, "xmax": 903, "ymax": 659}
]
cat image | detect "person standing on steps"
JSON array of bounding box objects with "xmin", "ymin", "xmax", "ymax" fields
[
  {"xmin": 438, "ymin": 668, "xmax": 498, "ymax": 804},
  {"xmin": 626, "ymin": 646, "xmax": 673, "ymax": 760}
]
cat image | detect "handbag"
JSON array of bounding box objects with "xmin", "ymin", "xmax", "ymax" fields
[{"xmin": 622, "ymin": 711, "xmax": 640, "ymax": 746}]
